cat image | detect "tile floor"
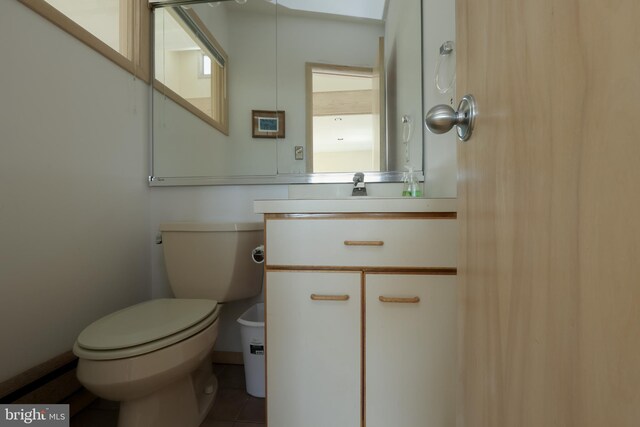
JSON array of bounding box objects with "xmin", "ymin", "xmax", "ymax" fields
[{"xmin": 70, "ymin": 364, "xmax": 265, "ymax": 427}]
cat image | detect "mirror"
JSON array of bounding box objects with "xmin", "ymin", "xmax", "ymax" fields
[{"xmin": 149, "ymin": 0, "xmax": 423, "ymax": 185}]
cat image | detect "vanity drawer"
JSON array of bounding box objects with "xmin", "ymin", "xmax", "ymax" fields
[{"xmin": 265, "ymin": 217, "xmax": 456, "ymax": 268}]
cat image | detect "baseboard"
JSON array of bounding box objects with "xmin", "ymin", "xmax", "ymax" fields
[
  {"xmin": 0, "ymin": 351, "xmax": 78, "ymax": 402},
  {"xmin": 211, "ymin": 351, "xmax": 244, "ymax": 365},
  {"xmin": 0, "ymin": 351, "xmax": 94, "ymax": 414}
]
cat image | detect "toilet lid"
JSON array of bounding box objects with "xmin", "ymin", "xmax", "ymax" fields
[{"xmin": 76, "ymin": 298, "xmax": 218, "ymax": 351}]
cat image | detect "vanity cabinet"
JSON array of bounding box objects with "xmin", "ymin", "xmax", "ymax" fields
[
  {"xmin": 263, "ymin": 211, "xmax": 457, "ymax": 427},
  {"xmin": 266, "ymin": 271, "xmax": 362, "ymax": 427},
  {"xmin": 364, "ymin": 274, "xmax": 456, "ymax": 427}
]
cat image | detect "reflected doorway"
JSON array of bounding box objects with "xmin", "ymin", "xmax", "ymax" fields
[{"xmin": 306, "ymin": 59, "xmax": 385, "ymax": 173}]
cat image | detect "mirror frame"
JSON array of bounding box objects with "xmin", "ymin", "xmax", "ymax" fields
[{"xmin": 147, "ymin": 0, "xmax": 424, "ymax": 186}]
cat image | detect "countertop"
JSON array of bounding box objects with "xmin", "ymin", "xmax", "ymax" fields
[{"xmin": 253, "ymin": 198, "xmax": 457, "ymax": 214}]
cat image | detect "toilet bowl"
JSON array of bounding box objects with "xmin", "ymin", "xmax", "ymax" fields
[{"xmin": 73, "ymin": 223, "xmax": 264, "ymax": 427}]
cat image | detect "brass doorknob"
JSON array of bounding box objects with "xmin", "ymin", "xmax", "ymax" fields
[{"xmin": 425, "ymin": 94, "xmax": 477, "ymax": 141}]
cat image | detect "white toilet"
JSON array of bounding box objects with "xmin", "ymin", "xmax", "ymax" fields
[{"xmin": 73, "ymin": 222, "xmax": 264, "ymax": 427}]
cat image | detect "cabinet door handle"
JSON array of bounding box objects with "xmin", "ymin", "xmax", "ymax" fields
[
  {"xmin": 343, "ymin": 240, "xmax": 384, "ymax": 246},
  {"xmin": 310, "ymin": 294, "xmax": 350, "ymax": 301},
  {"xmin": 379, "ymin": 296, "xmax": 421, "ymax": 304}
]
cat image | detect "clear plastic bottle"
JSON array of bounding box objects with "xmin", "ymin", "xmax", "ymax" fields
[
  {"xmin": 402, "ymin": 167, "xmax": 412, "ymax": 197},
  {"xmin": 410, "ymin": 173, "xmax": 423, "ymax": 197},
  {"xmin": 402, "ymin": 167, "xmax": 423, "ymax": 197}
]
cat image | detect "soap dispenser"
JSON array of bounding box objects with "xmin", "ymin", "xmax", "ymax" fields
[
  {"xmin": 402, "ymin": 167, "xmax": 422, "ymax": 197},
  {"xmin": 402, "ymin": 167, "xmax": 412, "ymax": 197}
]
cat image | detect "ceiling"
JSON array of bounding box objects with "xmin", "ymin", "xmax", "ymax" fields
[
  {"xmin": 276, "ymin": 0, "xmax": 386, "ymax": 21},
  {"xmin": 150, "ymin": 0, "xmax": 387, "ymax": 21}
]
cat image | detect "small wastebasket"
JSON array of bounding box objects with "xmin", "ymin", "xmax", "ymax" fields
[{"xmin": 237, "ymin": 303, "xmax": 265, "ymax": 398}]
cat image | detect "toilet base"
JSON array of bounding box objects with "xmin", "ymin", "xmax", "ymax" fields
[
  {"xmin": 76, "ymin": 319, "xmax": 220, "ymax": 427},
  {"xmin": 118, "ymin": 367, "xmax": 218, "ymax": 427}
]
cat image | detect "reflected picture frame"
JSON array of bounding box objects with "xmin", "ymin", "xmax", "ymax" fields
[{"xmin": 252, "ymin": 110, "xmax": 285, "ymax": 138}]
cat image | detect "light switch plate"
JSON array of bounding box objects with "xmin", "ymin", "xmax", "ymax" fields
[{"xmin": 294, "ymin": 146, "xmax": 304, "ymax": 160}]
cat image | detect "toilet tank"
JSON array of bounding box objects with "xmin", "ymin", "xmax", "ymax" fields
[{"xmin": 159, "ymin": 222, "xmax": 263, "ymax": 302}]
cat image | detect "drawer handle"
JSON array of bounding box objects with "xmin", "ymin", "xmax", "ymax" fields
[
  {"xmin": 379, "ymin": 296, "xmax": 421, "ymax": 304},
  {"xmin": 344, "ymin": 240, "xmax": 384, "ymax": 246},
  {"xmin": 310, "ymin": 294, "xmax": 350, "ymax": 301}
]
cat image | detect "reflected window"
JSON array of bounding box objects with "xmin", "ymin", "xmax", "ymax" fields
[
  {"xmin": 19, "ymin": 0, "xmax": 148, "ymax": 79},
  {"xmin": 44, "ymin": 0, "xmax": 123, "ymax": 54},
  {"xmin": 200, "ymin": 54, "xmax": 212, "ymax": 78},
  {"xmin": 154, "ymin": 7, "xmax": 228, "ymax": 135}
]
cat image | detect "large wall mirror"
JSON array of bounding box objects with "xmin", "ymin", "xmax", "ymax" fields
[{"xmin": 149, "ymin": 0, "xmax": 423, "ymax": 185}]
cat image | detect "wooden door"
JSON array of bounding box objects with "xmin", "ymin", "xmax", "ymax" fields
[{"xmin": 457, "ymin": 0, "xmax": 640, "ymax": 426}]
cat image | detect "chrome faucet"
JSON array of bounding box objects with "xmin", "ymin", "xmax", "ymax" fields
[{"xmin": 352, "ymin": 172, "xmax": 367, "ymax": 196}]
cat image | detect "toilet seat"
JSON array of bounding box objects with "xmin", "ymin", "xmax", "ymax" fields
[{"xmin": 73, "ymin": 299, "xmax": 220, "ymax": 361}]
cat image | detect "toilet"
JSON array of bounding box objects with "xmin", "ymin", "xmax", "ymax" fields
[{"xmin": 73, "ymin": 222, "xmax": 264, "ymax": 427}]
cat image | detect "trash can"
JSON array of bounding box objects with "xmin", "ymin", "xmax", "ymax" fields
[{"xmin": 237, "ymin": 303, "xmax": 265, "ymax": 398}]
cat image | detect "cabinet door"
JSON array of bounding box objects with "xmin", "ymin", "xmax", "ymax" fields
[
  {"xmin": 266, "ymin": 271, "xmax": 362, "ymax": 427},
  {"xmin": 365, "ymin": 274, "xmax": 456, "ymax": 427}
]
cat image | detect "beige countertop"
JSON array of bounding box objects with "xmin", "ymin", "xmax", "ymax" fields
[{"xmin": 254, "ymin": 198, "xmax": 457, "ymax": 214}]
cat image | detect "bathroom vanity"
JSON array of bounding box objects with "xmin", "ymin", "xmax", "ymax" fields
[{"xmin": 254, "ymin": 198, "xmax": 457, "ymax": 427}]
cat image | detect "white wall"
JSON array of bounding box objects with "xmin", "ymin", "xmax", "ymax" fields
[
  {"xmin": 0, "ymin": 1, "xmax": 150, "ymax": 382},
  {"xmin": 422, "ymin": 0, "xmax": 457, "ymax": 197},
  {"xmin": 385, "ymin": 0, "xmax": 424, "ymax": 173},
  {"xmin": 314, "ymin": 151, "xmax": 376, "ymax": 172}
]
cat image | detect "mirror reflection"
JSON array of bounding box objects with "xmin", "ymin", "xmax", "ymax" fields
[
  {"xmin": 150, "ymin": 0, "xmax": 423, "ymax": 184},
  {"xmin": 308, "ymin": 64, "xmax": 382, "ymax": 173},
  {"xmin": 154, "ymin": 6, "xmax": 229, "ymax": 134}
]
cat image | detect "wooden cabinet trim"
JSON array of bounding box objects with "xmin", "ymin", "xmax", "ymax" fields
[
  {"xmin": 361, "ymin": 272, "xmax": 366, "ymax": 427},
  {"xmin": 266, "ymin": 265, "xmax": 457, "ymax": 275},
  {"xmin": 265, "ymin": 212, "xmax": 456, "ymax": 220}
]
